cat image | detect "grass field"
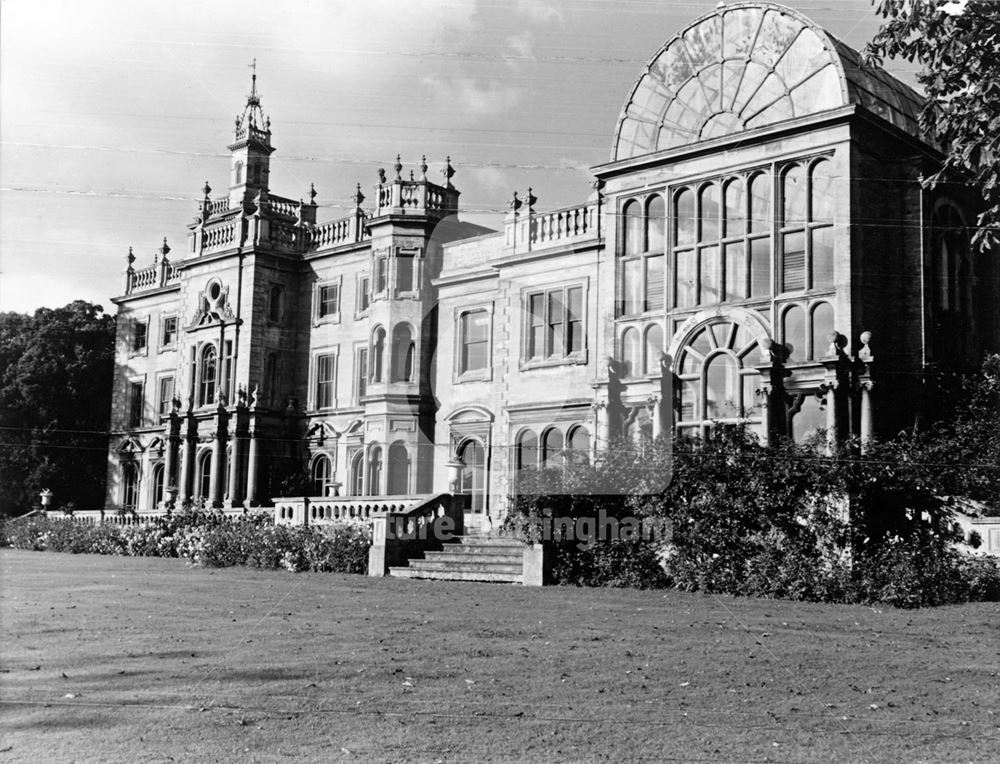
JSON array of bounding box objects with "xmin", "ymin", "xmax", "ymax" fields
[{"xmin": 1, "ymin": 550, "xmax": 998, "ymax": 763}]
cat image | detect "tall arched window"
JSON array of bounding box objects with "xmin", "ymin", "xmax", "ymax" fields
[
  {"xmin": 200, "ymin": 345, "xmax": 217, "ymax": 406},
  {"xmin": 644, "ymin": 323, "xmax": 664, "ymax": 376},
  {"xmin": 623, "ymin": 199, "xmax": 643, "ymax": 255},
  {"xmin": 197, "ymin": 450, "xmax": 212, "ymax": 500},
  {"xmin": 675, "ymin": 188, "xmax": 696, "ymax": 245},
  {"xmin": 932, "ymin": 203, "xmax": 969, "ymax": 315},
  {"xmin": 621, "ymin": 327, "xmax": 640, "ymax": 377},
  {"xmin": 646, "ymin": 195, "xmax": 665, "ymax": 253},
  {"xmin": 350, "ymin": 452, "xmax": 364, "ymax": 496},
  {"xmin": 782, "ymin": 159, "xmax": 835, "ymax": 292},
  {"xmin": 782, "ymin": 304, "xmax": 806, "ymax": 362},
  {"xmin": 810, "ymin": 302, "xmax": 835, "ymax": 360},
  {"xmin": 391, "ymin": 324, "xmax": 415, "ymax": 382},
  {"xmin": 371, "ymin": 327, "xmax": 386, "ymax": 383},
  {"xmin": 566, "ymin": 426, "xmax": 590, "ymax": 463},
  {"xmin": 458, "ymin": 439, "xmax": 486, "ymax": 513},
  {"xmin": 705, "ymin": 353, "xmax": 739, "ymax": 419},
  {"xmin": 515, "ymin": 429, "xmax": 538, "ymax": 473},
  {"xmin": 311, "ymin": 454, "xmax": 332, "ymax": 497},
  {"xmin": 367, "ymin": 446, "xmax": 383, "ymax": 496},
  {"xmin": 234, "ymin": 161, "xmax": 244, "ymax": 185},
  {"xmin": 122, "ymin": 463, "xmax": 139, "ymax": 511},
  {"xmin": 387, "ymin": 442, "xmax": 410, "ymax": 495},
  {"xmin": 150, "ymin": 463, "xmax": 165, "ymax": 508},
  {"xmin": 542, "ymin": 428, "xmax": 564, "ymax": 470}
]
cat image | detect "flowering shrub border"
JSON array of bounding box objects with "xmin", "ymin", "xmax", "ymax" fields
[{"xmin": 1, "ymin": 509, "xmax": 371, "ymax": 575}]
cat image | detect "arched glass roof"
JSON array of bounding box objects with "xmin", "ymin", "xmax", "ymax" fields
[{"xmin": 613, "ymin": 2, "xmax": 924, "ymax": 161}]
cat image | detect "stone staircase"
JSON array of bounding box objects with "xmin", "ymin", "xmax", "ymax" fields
[{"xmin": 388, "ymin": 535, "xmax": 525, "ymax": 583}]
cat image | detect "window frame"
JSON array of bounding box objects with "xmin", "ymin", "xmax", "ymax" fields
[
  {"xmin": 311, "ymin": 348, "xmax": 339, "ymax": 411},
  {"xmin": 156, "ymin": 374, "xmax": 175, "ymax": 418},
  {"xmin": 313, "ymin": 277, "xmax": 342, "ymax": 325},
  {"xmin": 267, "ymin": 283, "xmax": 284, "ymax": 324},
  {"xmin": 356, "ymin": 273, "xmax": 371, "ymax": 317},
  {"xmin": 455, "ymin": 305, "xmax": 494, "ymax": 382},
  {"xmin": 521, "ymin": 282, "xmax": 588, "ymax": 368},
  {"xmin": 778, "ymin": 155, "xmax": 836, "ymax": 296},
  {"xmin": 160, "ymin": 315, "xmax": 178, "ymax": 351},
  {"xmin": 127, "ymin": 378, "xmax": 145, "ymax": 429},
  {"xmin": 130, "ymin": 318, "xmax": 149, "ymax": 356},
  {"xmin": 618, "ymin": 193, "xmax": 666, "ymax": 317}
]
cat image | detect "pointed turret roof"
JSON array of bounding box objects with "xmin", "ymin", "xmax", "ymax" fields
[{"xmin": 230, "ymin": 59, "xmax": 273, "ymax": 153}]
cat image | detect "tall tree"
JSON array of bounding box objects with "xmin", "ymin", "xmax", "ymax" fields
[
  {"xmin": 0, "ymin": 301, "xmax": 115, "ymax": 516},
  {"xmin": 866, "ymin": 0, "xmax": 1000, "ymax": 251}
]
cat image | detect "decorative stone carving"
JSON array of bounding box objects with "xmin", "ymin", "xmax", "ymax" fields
[{"xmin": 858, "ymin": 331, "xmax": 874, "ymax": 363}]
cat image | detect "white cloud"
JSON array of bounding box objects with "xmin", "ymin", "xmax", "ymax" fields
[
  {"xmin": 515, "ymin": 0, "xmax": 564, "ymax": 25},
  {"xmin": 421, "ymin": 76, "xmax": 523, "ymax": 118},
  {"xmin": 505, "ymin": 31, "xmax": 536, "ymax": 61}
]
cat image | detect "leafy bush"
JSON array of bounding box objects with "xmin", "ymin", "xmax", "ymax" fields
[{"xmin": 1, "ymin": 510, "xmax": 371, "ymax": 575}]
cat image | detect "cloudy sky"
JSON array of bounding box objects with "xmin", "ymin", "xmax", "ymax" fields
[{"xmin": 0, "ymin": 0, "xmax": 916, "ymax": 314}]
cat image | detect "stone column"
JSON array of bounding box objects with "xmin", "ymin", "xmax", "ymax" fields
[
  {"xmin": 177, "ymin": 434, "xmax": 193, "ymax": 504},
  {"xmin": 859, "ymin": 380, "xmax": 874, "ymax": 453},
  {"xmin": 227, "ymin": 434, "xmax": 244, "ymax": 506},
  {"xmin": 647, "ymin": 395, "xmax": 662, "ymax": 440},
  {"xmin": 164, "ymin": 435, "xmax": 178, "ymax": 507},
  {"xmin": 757, "ymin": 380, "xmax": 773, "ymax": 447},
  {"xmin": 209, "ymin": 431, "xmax": 225, "ymax": 507},
  {"xmin": 822, "ymin": 380, "xmax": 839, "ymax": 456},
  {"xmin": 246, "ymin": 432, "xmax": 259, "ymax": 507}
]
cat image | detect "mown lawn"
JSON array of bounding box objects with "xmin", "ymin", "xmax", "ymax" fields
[{"xmin": 1, "ymin": 549, "xmax": 997, "ymax": 763}]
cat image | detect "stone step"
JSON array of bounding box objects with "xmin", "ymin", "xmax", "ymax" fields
[
  {"xmin": 423, "ymin": 551, "xmax": 522, "ymax": 564},
  {"xmin": 388, "ymin": 567, "xmax": 523, "ymax": 583},
  {"xmin": 407, "ymin": 559, "xmax": 523, "ymax": 575},
  {"xmin": 455, "ymin": 535, "xmax": 525, "ymax": 549}
]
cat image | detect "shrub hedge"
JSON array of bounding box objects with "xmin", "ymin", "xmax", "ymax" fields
[{"xmin": 1, "ymin": 509, "xmax": 371, "ymax": 574}]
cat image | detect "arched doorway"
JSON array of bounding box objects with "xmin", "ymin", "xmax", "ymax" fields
[
  {"xmin": 458, "ymin": 439, "xmax": 486, "ymax": 514},
  {"xmin": 311, "ymin": 454, "xmax": 332, "ymax": 497},
  {"xmin": 150, "ymin": 463, "xmax": 165, "ymax": 508}
]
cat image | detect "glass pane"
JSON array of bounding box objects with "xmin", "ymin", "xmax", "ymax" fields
[
  {"xmin": 775, "ymin": 28, "xmax": 828, "ymax": 89},
  {"xmin": 732, "ymin": 61, "xmax": 769, "ymax": 114},
  {"xmin": 742, "ymin": 73, "xmax": 787, "ymax": 120},
  {"xmin": 791, "ymin": 394, "xmax": 826, "ymax": 442},
  {"xmin": 724, "ymin": 242, "xmax": 746, "ymax": 301},
  {"xmin": 699, "ymin": 245, "xmax": 721, "ymax": 304},
  {"xmin": 749, "ymin": 237, "xmax": 771, "ymax": 298},
  {"xmin": 645, "ymin": 324, "xmax": 664, "ymax": 375},
  {"xmin": 811, "ymin": 301, "xmax": 835, "ymax": 360},
  {"xmin": 698, "ymin": 64, "xmax": 723, "ymax": 113},
  {"xmin": 700, "ymin": 111, "xmax": 743, "ymax": 139},
  {"xmin": 675, "ymin": 250, "xmax": 696, "ymax": 308},
  {"xmin": 811, "ymin": 226, "xmax": 834, "ymax": 289},
  {"xmin": 720, "ymin": 60, "xmax": 746, "ymax": 111},
  {"xmin": 699, "ymin": 184, "xmax": 720, "ymax": 243},
  {"xmin": 680, "ymin": 351, "xmax": 698, "ymax": 375},
  {"xmin": 683, "ymin": 16, "xmax": 721, "ymax": 71},
  {"xmin": 782, "ymin": 165, "xmax": 806, "ymax": 226},
  {"xmin": 623, "ymin": 259, "xmax": 643, "ymax": 315},
  {"xmin": 723, "ymin": 178, "xmax": 745, "ymax": 237},
  {"xmin": 691, "ymin": 328, "xmax": 713, "ymax": 357},
  {"xmin": 680, "ymin": 379, "xmax": 698, "ymax": 421},
  {"xmin": 782, "ymin": 304, "xmax": 806, "ymax": 361},
  {"xmin": 705, "ymin": 353, "xmax": 740, "ymax": 419},
  {"xmin": 745, "ymin": 96, "xmax": 794, "ymax": 129},
  {"xmin": 810, "ymin": 159, "xmax": 834, "ymax": 223},
  {"xmin": 753, "ymin": 10, "xmax": 802, "ymax": 69},
  {"xmin": 624, "ymin": 200, "xmax": 643, "ymax": 255},
  {"xmin": 645, "ymin": 255, "xmax": 665, "ymax": 311},
  {"xmin": 742, "ymin": 374, "xmax": 761, "ymax": 417},
  {"xmin": 547, "ymin": 292, "xmax": 564, "ymax": 356},
  {"xmin": 783, "ymin": 231, "xmax": 806, "ymax": 292},
  {"xmin": 789, "ymin": 65, "xmax": 842, "ymax": 115},
  {"xmin": 568, "ymin": 427, "xmax": 590, "ymax": 454},
  {"xmin": 749, "ymin": 172, "xmax": 771, "ymax": 233},
  {"xmin": 723, "ymin": 7, "xmax": 764, "ymax": 59},
  {"xmin": 675, "ymin": 189, "xmax": 696, "ymax": 245},
  {"xmin": 646, "ymin": 196, "xmax": 665, "ymax": 252},
  {"xmin": 517, "ymin": 431, "xmax": 538, "ymax": 471}
]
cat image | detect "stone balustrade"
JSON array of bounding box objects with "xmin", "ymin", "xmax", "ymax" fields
[
  {"xmin": 124, "ymin": 260, "xmax": 183, "ymax": 295},
  {"xmin": 308, "ymin": 211, "xmax": 369, "ymax": 250},
  {"xmin": 366, "ymin": 493, "xmax": 466, "ymax": 576},
  {"xmin": 505, "ymin": 200, "xmax": 601, "ymax": 254},
  {"xmin": 374, "ymin": 179, "xmax": 458, "ymax": 217},
  {"xmin": 202, "ymin": 220, "xmax": 239, "ymax": 254}
]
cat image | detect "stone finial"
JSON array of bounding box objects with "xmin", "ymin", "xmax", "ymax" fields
[
  {"xmin": 394, "ymin": 154, "xmax": 403, "ymax": 180},
  {"xmin": 827, "ymin": 331, "xmax": 840, "ymax": 359},
  {"xmin": 509, "ymin": 190, "xmax": 522, "ymax": 212},
  {"xmin": 409, "ymin": 169, "xmax": 414, "ymax": 181},
  {"xmin": 354, "ymin": 183, "xmax": 365, "ymax": 207},
  {"xmin": 377, "ymin": 167, "xmax": 386, "ymax": 185},
  {"xmin": 202, "ymin": 181, "xmax": 212, "ymax": 198},
  {"xmin": 126, "ymin": 246, "xmax": 135, "ymax": 267},
  {"xmin": 858, "ymin": 331, "xmax": 874, "ymax": 363},
  {"xmin": 159, "ymin": 237, "xmax": 170, "ymax": 259},
  {"xmin": 443, "ymin": 156, "xmax": 455, "ymax": 188},
  {"xmin": 309, "ymin": 183, "xmax": 317, "ymax": 203},
  {"xmin": 419, "ymin": 155, "xmax": 428, "ymax": 180},
  {"xmin": 526, "ymin": 187, "xmax": 538, "ymax": 213}
]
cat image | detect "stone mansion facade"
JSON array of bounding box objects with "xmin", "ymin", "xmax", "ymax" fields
[{"xmin": 106, "ymin": 2, "xmax": 997, "ymax": 529}]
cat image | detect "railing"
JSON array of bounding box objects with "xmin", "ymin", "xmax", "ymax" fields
[
  {"xmin": 265, "ymin": 196, "xmax": 299, "ymax": 219},
  {"xmin": 202, "ymin": 220, "xmax": 239, "ymax": 254},
  {"xmin": 367, "ymin": 493, "xmax": 466, "ymax": 576},
  {"xmin": 273, "ymin": 494, "xmax": 454, "ymax": 527},
  {"xmin": 505, "ymin": 200, "xmax": 601, "ymax": 254},
  {"xmin": 206, "ymin": 197, "xmax": 230, "ymax": 216},
  {"xmin": 308, "ymin": 211, "xmax": 369, "ymax": 249},
  {"xmin": 124, "ymin": 260, "xmax": 182, "ymax": 295}
]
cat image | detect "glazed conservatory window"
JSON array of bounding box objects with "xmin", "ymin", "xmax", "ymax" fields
[
  {"xmin": 673, "ymin": 171, "xmax": 771, "ymax": 309},
  {"xmin": 781, "ymin": 300, "xmax": 836, "ymax": 362},
  {"xmin": 614, "ymin": 5, "xmax": 847, "ymax": 159},
  {"xmin": 781, "ymin": 159, "xmax": 834, "ymax": 292},
  {"xmin": 675, "ymin": 319, "xmax": 762, "ymax": 434},
  {"xmin": 620, "ymin": 196, "xmax": 665, "ymax": 316}
]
